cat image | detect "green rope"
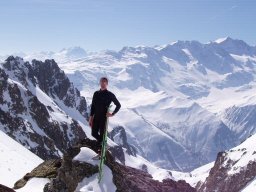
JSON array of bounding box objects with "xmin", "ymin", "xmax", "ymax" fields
[{"xmin": 98, "ymin": 105, "xmax": 112, "ymax": 183}]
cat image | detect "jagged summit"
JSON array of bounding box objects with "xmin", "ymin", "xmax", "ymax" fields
[{"xmin": 0, "ymin": 56, "xmax": 87, "ymax": 160}]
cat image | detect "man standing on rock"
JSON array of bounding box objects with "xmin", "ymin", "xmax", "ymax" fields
[{"xmin": 89, "ymin": 77, "xmax": 121, "ymax": 159}]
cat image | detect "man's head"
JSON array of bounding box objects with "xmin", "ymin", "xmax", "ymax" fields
[{"xmin": 99, "ymin": 77, "xmax": 108, "ymax": 90}]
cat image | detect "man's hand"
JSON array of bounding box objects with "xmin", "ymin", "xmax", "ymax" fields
[
  {"xmin": 89, "ymin": 116, "xmax": 93, "ymax": 128},
  {"xmin": 106, "ymin": 112, "xmax": 114, "ymax": 117}
]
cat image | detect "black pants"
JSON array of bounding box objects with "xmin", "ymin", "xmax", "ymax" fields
[{"xmin": 91, "ymin": 115, "xmax": 107, "ymax": 144}]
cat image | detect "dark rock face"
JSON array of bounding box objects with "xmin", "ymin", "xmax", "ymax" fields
[
  {"xmin": 197, "ymin": 151, "xmax": 256, "ymax": 192},
  {"xmin": 109, "ymin": 145, "xmax": 126, "ymax": 165},
  {"xmin": 8, "ymin": 83, "xmax": 26, "ymax": 114},
  {"xmin": 0, "ymin": 56, "xmax": 87, "ymax": 159},
  {"xmin": 109, "ymin": 125, "xmax": 137, "ymax": 156},
  {"xmin": 109, "ymin": 161, "xmax": 195, "ymax": 192},
  {"xmin": 2, "ymin": 56, "xmax": 87, "ymax": 117},
  {"xmin": 0, "ymin": 184, "xmax": 15, "ymax": 192},
  {"xmin": 0, "ymin": 107, "xmax": 59, "ymax": 158},
  {"xmin": 31, "ymin": 59, "xmax": 87, "ymax": 117},
  {"xmin": 3, "ymin": 56, "xmax": 33, "ymax": 86},
  {"xmin": 31, "ymin": 59, "xmax": 70, "ymax": 100},
  {"xmin": 15, "ymin": 138, "xmax": 195, "ymax": 192},
  {"xmin": 44, "ymin": 158, "xmax": 98, "ymax": 192}
]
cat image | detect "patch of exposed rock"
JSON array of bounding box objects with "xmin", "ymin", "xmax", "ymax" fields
[
  {"xmin": 14, "ymin": 159, "xmax": 62, "ymax": 189},
  {"xmin": 109, "ymin": 125, "xmax": 137, "ymax": 156},
  {"xmin": 197, "ymin": 151, "xmax": 256, "ymax": 192},
  {"xmin": 0, "ymin": 184, "xmax": 15, "ymax": 192}
]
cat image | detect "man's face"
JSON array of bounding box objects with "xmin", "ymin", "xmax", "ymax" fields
[{"xmin": 100, "ymin": 79, "xmax": 108, "ymax": 89}]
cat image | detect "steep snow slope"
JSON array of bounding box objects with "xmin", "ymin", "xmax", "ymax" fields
[
  {"xmin": 241, "ymin": 177, "xmax": 256, "ymax": 192},
  {"xmin": 197, "ymin": 84, "xmax": 256, "ymax": 140},
  {"xmin": 172, "ymin": 162, "xmax": 214, "ymax": 188},
  {"xmin": 0, "ymin": 130, "xmax": 43, "ymax": 188},
  {"xmin": 15, "ymin": 178, "xmax": 50, "ymax": 192}
]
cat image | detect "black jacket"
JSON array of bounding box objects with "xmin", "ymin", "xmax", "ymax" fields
[{"xmin": 90, "ymin": 89, "xmax": 121, "ymax": 119}]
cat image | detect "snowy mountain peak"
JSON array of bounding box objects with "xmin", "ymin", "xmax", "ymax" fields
[
  {"xmin": 0, "ymin": 130, "xmax": 43, "ymax": 188},
  {"xmin": 213, "ymin": 37, "xmax": 255, "ymax": 55},
  {"xmin": 59, "ymin": 46, "xmax": 87, "ymax": 59},
  {"xmin": 60, "ymin": 46, "xmax": 87, "ymax": 58},
  {"xmin": 213, "ymin": 36, "xmax": 247, "ymax": 45},
  {"xmin": 214, "ymin": 36, "xmax": 231, "ymax": 43}
]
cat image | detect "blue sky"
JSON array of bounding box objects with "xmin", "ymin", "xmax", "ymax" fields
[{"xmin": 0, "ymin": 0, "xmax": 255, "ymax": 54}]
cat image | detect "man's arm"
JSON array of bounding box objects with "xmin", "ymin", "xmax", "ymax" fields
[
  {"xmin": 110, "ymin": 93, "xmax": 121, "ymax": 116},
  {"xmin": 90, "ymin": 91, "xmax": 97, "ymax": 116},
  {"xmin": 89, "ymin": 91, "xmax": 96, "ymax": 127}
]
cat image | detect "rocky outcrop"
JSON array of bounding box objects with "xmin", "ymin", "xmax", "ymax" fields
[
  {"xmin": 15, "ymin": 138, "xmax": 195, "ymax": 192},
  {"xmin": 44, "ymin": 145, "xmax": 98, "ymax": 192},
  {"xmin": 197, "ymin": 134, "xmax": 256, "ymax": 192},
  {"xmin": 109, "ymin": 157, "xmax": 195, "ymax": 192},
  {"xmin": 0, "ymin": 184, "xmax": 15, "ymax": 192},
  {"xmin": 14, "ymin": 159, "xmax": 62, "ymax": 189},
  {"xmin": 109, "ymin": 125, "xmax": 137, "ymax": 156},
  {"xmin": 197, "ymin": 151, "xmax": 256, "ymax": 192},
  {"xmin": 0, "ymin": 56, "xmax": 87, "ymax": 159},
  {"xmin": 31, "ymin": 59, "xmax": 87, "ymax": 117}
]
